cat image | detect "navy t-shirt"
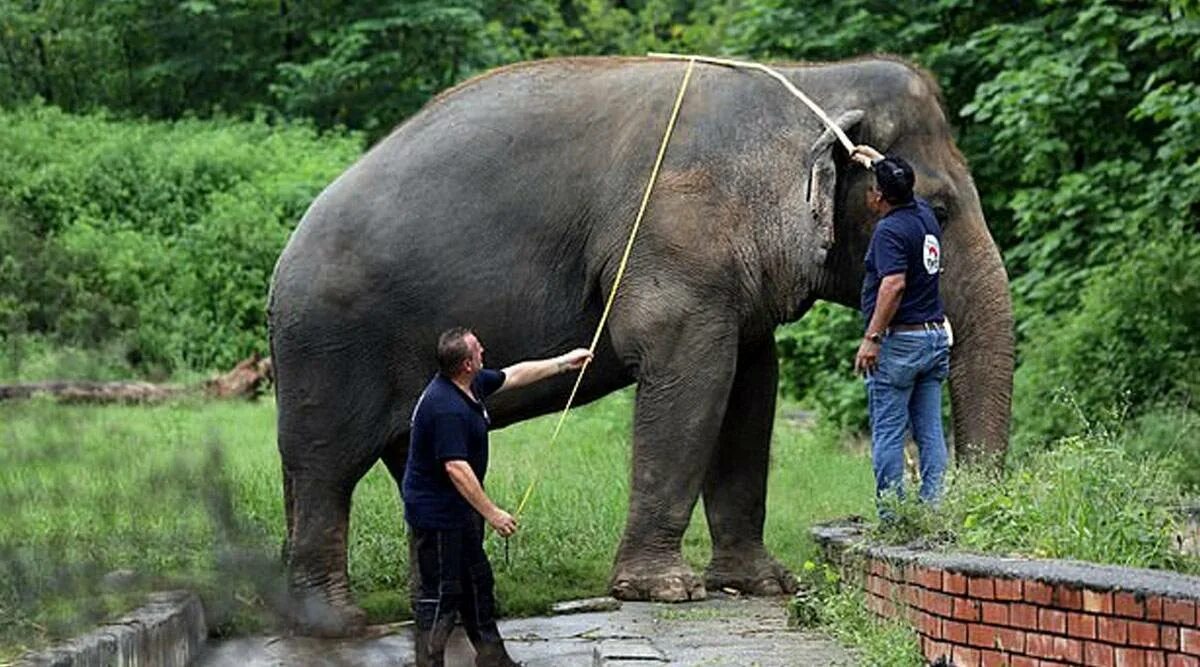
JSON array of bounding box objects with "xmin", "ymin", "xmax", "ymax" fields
[
  {"xmin": 402, "ymin": 369, "xmax": 506, "ymax": 530},
  {"xmin": 861, "ymin": 198, "xmax": 945, "ymax": 327}
]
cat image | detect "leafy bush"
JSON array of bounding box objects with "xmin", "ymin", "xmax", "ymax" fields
[
  {"xmin": 0, "ymin": 104, "xmax": 362, "ymax": 373},
  {"xmin": 1013, "ymin": 233, "xmax": 1200, "ymax": 453},
  {"xmin": 775, "ymin": 302, "xmax": 867, "ymax": 433}
]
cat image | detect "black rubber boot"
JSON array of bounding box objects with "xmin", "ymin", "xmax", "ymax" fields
[{"xmin": 474, "ymin": 640, "xmax": 521, "ymax": 667}]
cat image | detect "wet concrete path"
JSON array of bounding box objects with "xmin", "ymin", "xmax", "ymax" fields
[{"xmin": 196, "ymin": 594, "xmax": 856, "ymax": 666}]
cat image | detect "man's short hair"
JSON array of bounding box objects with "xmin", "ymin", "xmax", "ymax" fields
[
  {"xmin": 436, "ymin": 327, "xmax": 474, "ymax": 375},
  {"xmin": 873, "ymin": 156, "xmax": 916, "ymax": 205}
]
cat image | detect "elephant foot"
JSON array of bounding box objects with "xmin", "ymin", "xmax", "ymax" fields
[
  {"xmin": 704, "ymin": 550, "xmax": 798, "ymax": 596},
  {"xmin": 610, "ymin": 557, "xmax": 706, "ymax": 602},
  {"xmin": 289, "ymin": 585, "xmax": 368, "ymax": 637}
]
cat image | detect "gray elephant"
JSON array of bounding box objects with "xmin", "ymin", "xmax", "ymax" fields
[{"xmin": 268, "ymin": 55, "xmax": 1014, "ymax": 636}]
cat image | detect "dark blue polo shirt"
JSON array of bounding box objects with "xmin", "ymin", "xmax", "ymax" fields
[
  {"xmin": 861, "ymin": 197, "xmax": 945, "ymax": 327},
  {"xmin": 402, "ymin": 369, "xmax": 506, "ymax": 530}
]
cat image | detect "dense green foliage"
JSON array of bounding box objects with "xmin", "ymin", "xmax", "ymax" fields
[{"xmin": 0, "ymin": 105, "xmax": 361, "ymax": 371}]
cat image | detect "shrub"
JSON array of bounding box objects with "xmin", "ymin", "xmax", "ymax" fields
[
  {"xmin": 775, "ymin": 302, "xmax": 867, "ymax": 433},
  {"xmin": 1012, "ymin": 232, "xmax": 1200, "ymax": 455},
  {"xmin": 0, "ymin": 103, "xmax": 363, "ymax": 374}
]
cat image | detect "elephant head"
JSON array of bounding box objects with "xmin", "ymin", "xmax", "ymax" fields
[{"xmin": 799, "ymin": 59, "xmax": 1014, "ymax": 461}]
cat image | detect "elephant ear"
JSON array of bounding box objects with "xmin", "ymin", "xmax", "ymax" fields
[{"xmin": 806, "ymin": 109, "xmax": 864, "ymax": 263}]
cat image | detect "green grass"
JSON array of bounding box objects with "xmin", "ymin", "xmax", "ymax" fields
[{"xmin": 0, "ymin": 390, "xmax": 874, "ymax": 660}]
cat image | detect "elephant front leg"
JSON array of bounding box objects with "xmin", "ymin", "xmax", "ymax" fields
[
  {"xmin": 702, "ymin": 340, "xmax": 798, "ymax": 596},
  {"xmin": 610, "ymin": 328, "xmax": 737, "ymax": 603}
]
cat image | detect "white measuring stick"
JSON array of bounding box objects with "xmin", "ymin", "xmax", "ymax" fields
[{"xmin": 647, "ymin": 52, "xmax": 859, "ymax": 156}]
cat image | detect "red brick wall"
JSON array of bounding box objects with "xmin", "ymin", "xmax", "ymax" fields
[{"xmin": 860, "ymin": 558, "xmax": 1200, "ymax": 667}]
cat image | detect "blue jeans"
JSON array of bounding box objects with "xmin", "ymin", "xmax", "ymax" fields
[{"xmin": 866, "ymin": 328, "xmax": 950, "ymax": 510}]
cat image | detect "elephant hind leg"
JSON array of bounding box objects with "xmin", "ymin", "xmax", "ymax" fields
[
  {"xmin": 285, "ymin": 474, "xmax": 368, "ymax": 637},
  {"xmin": 702, "ymin": 340, "xmax": 798, "ymax": 596}
]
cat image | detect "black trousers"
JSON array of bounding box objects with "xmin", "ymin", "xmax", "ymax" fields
[{"xmin": 411, "ymin": 514, "xmax": 502, "ymax": 646}]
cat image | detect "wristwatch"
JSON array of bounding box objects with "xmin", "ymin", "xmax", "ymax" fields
[{"xmin": 865, "ymin": 331, "xmax": 884, "ymax": 344}]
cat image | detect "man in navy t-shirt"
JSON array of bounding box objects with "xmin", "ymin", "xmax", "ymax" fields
[
  {"xmin": 404, "ymin": 327, "xmax": 589, "ymax": 667},
  {"xmin": 850, "ymin": 146, "xmax": 951, "ymax": 515}
]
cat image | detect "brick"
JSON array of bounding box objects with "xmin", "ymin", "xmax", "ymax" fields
[
  {"xmin": 923, "ymin": 638, "xmax": 953, "ymax": 662},
  {"xmin": 1086, "ymin": 590, "xmax": 1116, "ymax": 614},
  {"xmin": 1054, "ymin": 584, "xmax": 1084, "ymax": 610},
  {"xmin": 944, "ymin": 571, "xmax": 968, "ymax": 595},
  {"xmin": 1183, "ymin": 627, "xmax": 1200, "ymax": 656},
  {"xmin": 905, "ymin": 584, "xmax": 921, "ymax": 606},
  {"xmin": 1149, "ymin": 652, "xmax": 1166, "ymax": 667},
  {"xmin": 1116, "ymin": 592, "xmax": 1147, "ymax": 619},
  {"xmin": 1131, "ymin": 620, "xmax": 1162, "ymax": 648},
  {"xmin": 919, "ymin": 611, "xmax": 941, "ymax": 639},
  {"xmin": 1040, "ymin": 608, "xmax": 1067, "ymax": 634},
  {"xmin": 1147, "ymin": 596, "xmax": 1165, "ymax": 621},
  {"xmin": 1117, "ymin": 647, "xmax": 1149, "ymax": 667},
  {"xmin": 1162, "ymin": 625, "xmax": 1180, "ymax": 651},
  {"xmin": 994, "ymin": 626, "xmax": 1026, "ymax": 653},
  {"xmin": 1068, "ymin": 611, "xmax": 1098, "ymax": 639},
  {"xmin": 980, "ymin": 649, "xmax": 1009, "ymax": 667},
  {"xmin": 982, "ymin": 601, "xmax": 1009, "ymax": 626},
  {"xmin": 870, "ymin": 560, "xmax": 886, "ymax": 577},
  {"xmin": 1164, "ymin": 600, "xmax": 1198, "ymax": 626},
  {"xmin": 954, "ymin": 597, "xmax": 982, "ymax": 622},
  {"xmin": 970, "ymin": 576, "xmax": 996, "ymax": 600},
  {"xmin": 994, "ymin": 578, "xmax": 1023, "ymax": 601},
  {"xmin": 943, "ymin": 619, "xmax": 968, "ymax": 643},
  {"xmin": 1101, "ymin": 617, "xmax": 1131, "ymax": 644},
  {"xmin": 1009, "ymin": 657, "xmax": 1038, "ymax": 667},
  {"xmin": 1027, "ymin": 632, "xmax": 1057, "ymax": 659},
  {"xmin": 1055, "ymin": 636, "xmax": 1083, "ymax": 663},
  {"xmin": 953, "ymin": 644, "xmax": 981, "ymax": 667},
  {"xmin": 923, "ymin": 589, "xmax": 955, "ymax": 617},
  {"xmin": 969, "ymin": 623, "xmax": 998, "ymax": 649},
  {"xmin": 1026, "ymin": 581, "xmax": 1054, "ymax": 605},
  {"xmin": 917, "ymin": 566, "xmax": 943, "ymax": 590},
  {"xmin": 1086, "ymin": 641, "xmax": 1116, "ymax": 667},
  {"xmin": 1011, "ymin": 603, "xmax": 1040, "ymax": 629},
  {"xmin": 1168, "ymin": 655, "xmax": 1200, "ymax": 667}
]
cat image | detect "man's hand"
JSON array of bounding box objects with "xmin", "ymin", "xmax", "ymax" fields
[
  {"xmin": 556, "ymin": 348, "xmax": 592, "ymax": 373},
  {"xmin": 486, "ymin": 508, "xmax": 518, "ymax": 537},
  {"xmin": 851, "ymin": 144, "xmax": 884, "ymax": 169},
  {"xmin": 854, "ymin": 337, "xmax": 880, "ymax": 376}
]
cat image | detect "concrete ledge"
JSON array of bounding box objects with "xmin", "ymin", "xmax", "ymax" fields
[
  {"xmin": 812, "ymin": 520, "xmax": 1200, "ymax": 666},
  {"xmin": 18, "ymin": 591, "xmax": 207, "ymax": 667}
]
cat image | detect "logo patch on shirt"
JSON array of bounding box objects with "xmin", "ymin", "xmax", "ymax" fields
[{"xmin": 923, "ymin": 235, "xmax": 941, "ymax": 274}]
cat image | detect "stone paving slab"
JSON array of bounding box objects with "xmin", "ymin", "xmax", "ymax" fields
[{"xmin": 196, "ymin": 595, "xmax": 857, "ymax": 666}]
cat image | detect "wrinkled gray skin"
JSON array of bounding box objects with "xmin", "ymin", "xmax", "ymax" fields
[{"xmin": 268, "ymin": 56, "xmax": 1014, "ymax": 636}]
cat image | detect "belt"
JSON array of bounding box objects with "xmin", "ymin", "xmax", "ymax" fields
[{"xmin": 888, "ymin": 320, "xmax": 945, "ymax": 333}]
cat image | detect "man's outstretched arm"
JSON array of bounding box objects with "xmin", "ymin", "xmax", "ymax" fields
[{"xmin": 498, "ymin": 348, "xmax": 591, "ymax": 392}]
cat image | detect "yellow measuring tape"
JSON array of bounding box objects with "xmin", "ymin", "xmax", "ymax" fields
[{"xmin": 513, "ymin": 57, "xmax": 697, "ymax": 518}]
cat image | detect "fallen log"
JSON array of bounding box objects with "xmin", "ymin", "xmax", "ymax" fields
[{"xmin": 0, "ymin": 354, "xmax": 273, "ymax": 404}]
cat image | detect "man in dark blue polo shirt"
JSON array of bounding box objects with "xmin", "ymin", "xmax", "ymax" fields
[
  {"xmin": 404, "ymin": 327, "xmax": 589, "ymax": 667},
  {"xmin": 850, "ymin": 146, "xmax": 951, "ymax": 514}
]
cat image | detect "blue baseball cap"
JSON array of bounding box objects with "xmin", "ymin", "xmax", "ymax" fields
[{"xmin": 873, "ymin": 156, "xmax": 915, "ymax": 204}]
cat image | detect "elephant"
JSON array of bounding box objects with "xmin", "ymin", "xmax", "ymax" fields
[{"xmin": 267, "ymin": 55, "xmax": 1014, "ymax": 636}]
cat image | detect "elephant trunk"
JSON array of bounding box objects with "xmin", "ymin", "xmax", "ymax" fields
[{"xmin": 941, "ymin": 208, "xmax": 1015, "ymax": 463}]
